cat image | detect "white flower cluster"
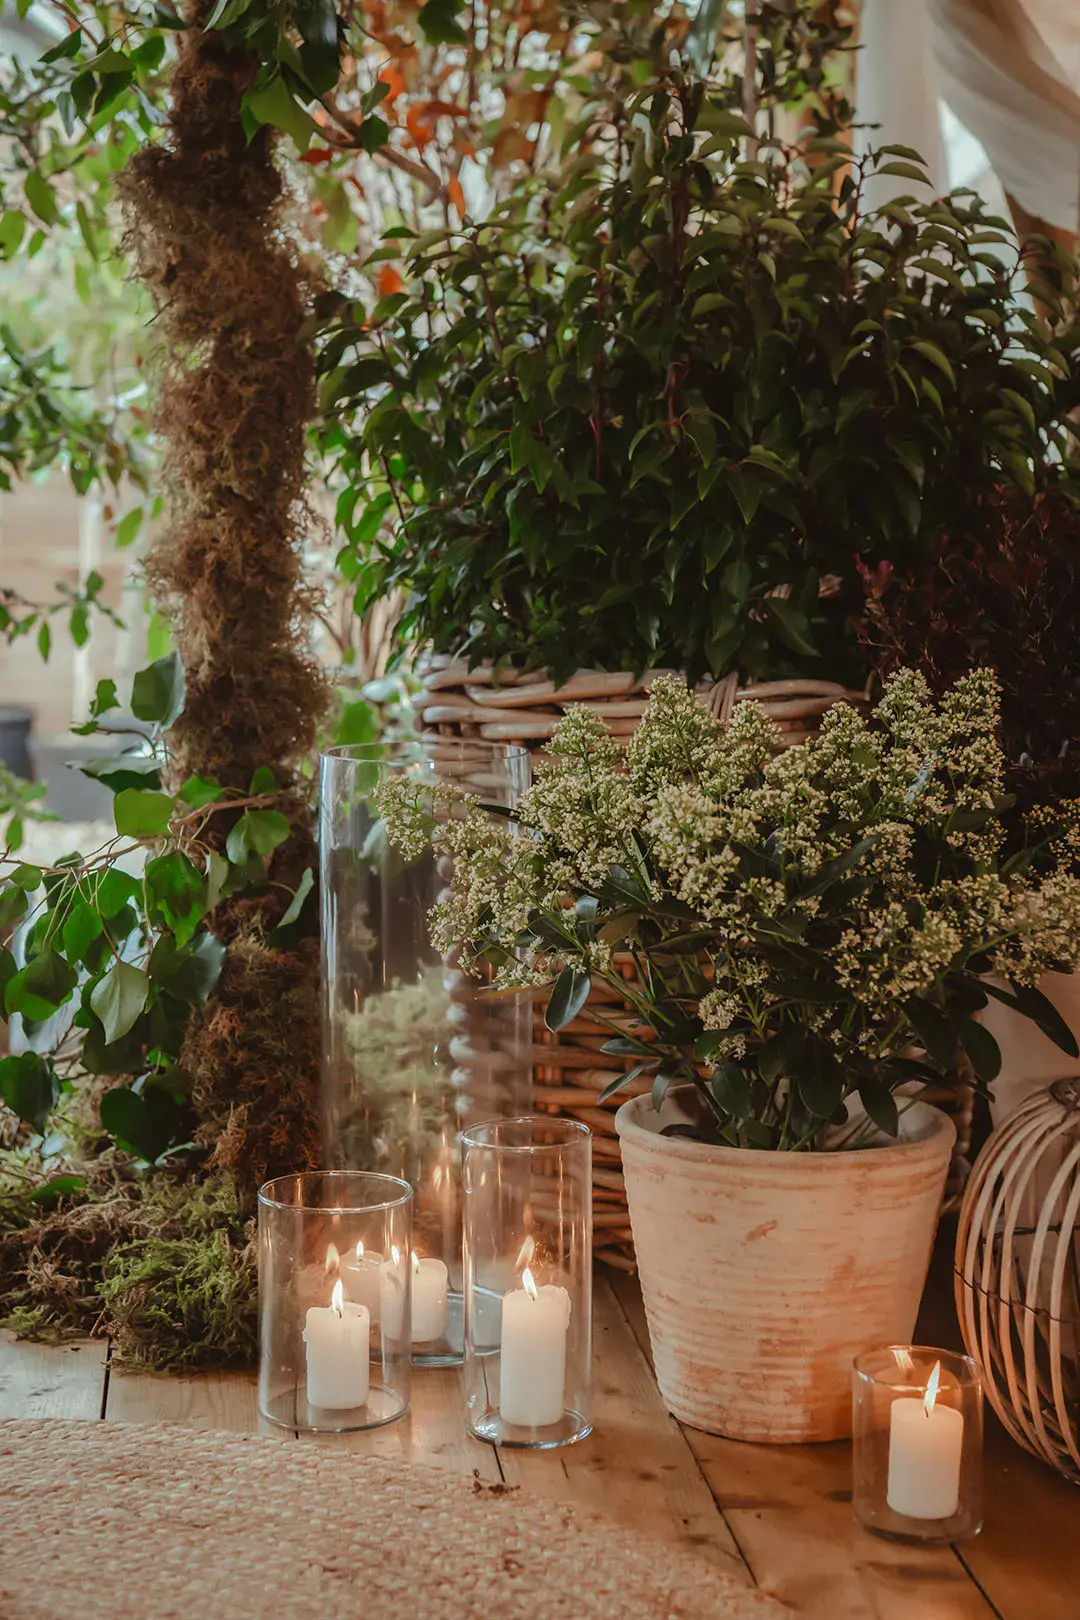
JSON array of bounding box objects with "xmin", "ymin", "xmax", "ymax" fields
[{"xmin": 377, "ymin": 670, "xmax": 1080, "ymax": 1113}]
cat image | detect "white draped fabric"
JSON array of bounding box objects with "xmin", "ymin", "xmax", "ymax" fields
[
  {"xmin": 855, "ymin": 0, "xmax": 1080, "ymax": 234},
  {"xmin": 927, "ymin": 0, "xmax": 1080, "ymax": 231},
  {"xmin": 855, "ymin": 0, "xmax": 947, "ymax": 202}
]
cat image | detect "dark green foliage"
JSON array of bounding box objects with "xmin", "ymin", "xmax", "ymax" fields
[
  {"xmin": 326, "ymin": 64, "xmax": 1080, "ymax": 684},
  {"xmin": 860, "ymin": 484, "xmax": 1080, "ymax": 811}
]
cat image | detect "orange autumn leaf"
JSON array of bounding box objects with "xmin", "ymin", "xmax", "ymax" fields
[
  {"xmin": 378, "ymin": 264, "xmax": 404, "ymax": 297},
  {"xmin": 447, "ymin": 174, "xmax": 465, "ymax": 215}
]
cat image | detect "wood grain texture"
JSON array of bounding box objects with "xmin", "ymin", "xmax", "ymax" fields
[
  {"xmin": 609, "ymin": 1274, "xmax": 994, "ymax": 1620},
  {"xmin": 499, "ymin": 1278, "xmax": 748, "ymax": 1580},
  {"xmin": 1, "ymin": 1258, "xmax": 1070, "ymax": 1620},
  {"xmin": 0, "ymin": 1331, "xmax": 105, "ymax": 1421}
]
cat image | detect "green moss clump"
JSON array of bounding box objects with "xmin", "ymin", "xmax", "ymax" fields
[
  {"xmin": 100, "ymin": 1172, "xmax": 257, "ymax": 1371},
  {"xmin": 1, "ymin": 1155, "xmax": 258, "ymax": 1372}
]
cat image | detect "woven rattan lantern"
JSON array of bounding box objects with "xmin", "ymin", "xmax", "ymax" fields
[{"xmin": 955, "ymin": 1078, "xmax": 1080, "ymax": 1483}]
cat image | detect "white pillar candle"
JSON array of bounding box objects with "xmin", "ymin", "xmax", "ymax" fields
[
  {"xmin": 887, "ymin": 1361, "xmax": 964, "ymax": 1520},
  {"xmin": 303, "ymin": 1279, "xmax": 369, "ymax": 1410},
  {"xmin": 500, "ymin": 1267, "xmax": 571, "ymax": 1428},
  {"xmin": 340, "ymin": 1240, "xmax": 384, "ymax": 1321},
  {"xmin": 379, "ymin": 1250, "xmax": 448, "ymax": 1343}
]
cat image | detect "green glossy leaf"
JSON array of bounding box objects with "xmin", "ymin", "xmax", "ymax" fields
[
  {"xmin": 545, "ymin": 964, "xmax": 591, "ymax": 1032},
  {"xmin": 90, "ymin": 960, "xmax": 150, "ymax": 1044},
  {"xmin": 130, "ymin": 651, "xmax": 185, "ymax": 728},
  {"xmin": 0, "ymin": 1052, "xmax": 59, "ymax": 1133},
  {"xmin": 114, "ymin": 788, "xmax": 175, "ymax": 838},
  {"xmin": 225, "ymin": 809, "xmax": 290, "ymax": 862},
  {"xmin": 148, "ymin": 932, "xmax": 225, "ymax": 1004},
  {"xmin": 179, "ymin": 774, "xmax": 225, "ymax": 808},
  {"xmin": 5, "ymin": 950, "xmax": 77, "ymax": 1019}
]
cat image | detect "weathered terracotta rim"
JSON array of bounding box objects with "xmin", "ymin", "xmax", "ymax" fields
[{"xmin": 614, "ymin": 1086, "xmax": 955, "ymax": 1169}]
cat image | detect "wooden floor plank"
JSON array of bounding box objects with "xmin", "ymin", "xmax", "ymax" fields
[
  {"xmin": 104, "ymin": 1360, "xmax": 260, "ymax": 1433},
  {"xmin": 497, "ymin": 1276, "xmax": 748, "ymax": 1580},
  {"xmin": 609, "ymin": 1273, "xmax": 996, "ymax": 1620},
  {"xmin": 319, "ymin": 1364, "xmax": 504, "ymax": 1486},
  {"xmin": 0, "ymin": 1332, "xmax": 106, "ymax": 1421}
]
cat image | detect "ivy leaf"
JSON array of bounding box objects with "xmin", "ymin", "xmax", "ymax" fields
[
  {"xmin": 90, "ymin": 961, "xmax": 150, "ymax": 1044},
  {"xmin": 545, "ymin": 965, "xmax": 591, "ymax": 1032},
  {"xmin": 131, "ymin": 651, "xmax": 185, "ymax": 728},
  {"xmin": 79, "ymin": 752, "xmax": 162, "ymax": 794},
  {"xmin": 99, "ymin": 1081, "xmax": 193, "ymax": 1164},
  {"xmin": 179, "ymin": 774, "xmax": 225, "ymax": 809},
  {"xmin": 114, "ymin": 788, "xmax": 175, "ymax": 838},
  {"xmin": 62, "ymin": 901, "xmax": 103, "ymax": 963},
  {"xmin": 0, "ymin": 1052, "xmax": 60, "ymax": 1133},
  {"xmin": 5, "ymin": 950, "xmax": 78, "ymax": 1019},
  {"xmin": 148, "ymin": 932, "xmax": 225, "ymax": 1004},
  {"xmin": 96, "ymin": 868, "xmax": 140, "ymax": 917},
  {"xmin": 225, "ymin": 809, "xmax": 290, "ymax": 862},
  {"xmin": 0, "ymin": 886, "xmax": 28, "ymax": 929}
]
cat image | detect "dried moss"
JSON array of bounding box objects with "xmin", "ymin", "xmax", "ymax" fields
[
  {"xmin": 1, "ymin": 1155, "xmax": 258, "ymax": 1371},
  {"xmin": 115, "ymin": 2, "xmax": 327, "ymax": 1188}
]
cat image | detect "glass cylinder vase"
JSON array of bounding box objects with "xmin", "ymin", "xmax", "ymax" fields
[
  {"xmin": 319, "ymin": 738, "xmax": 531, "ymax": 1366},
  {"xmin": 258, "ymin": 1171, "xmax": 412, "ymax": 1434},
  {"xmin": 852, "ymin": 1345, "xmax": 983, "ymax": 1543},
  {"xmin": 462, "ymin": 1116, "xmax": 592, "ymax": 1448}
]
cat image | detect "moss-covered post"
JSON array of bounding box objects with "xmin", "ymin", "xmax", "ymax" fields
[{"xmin": 119, "ymin": 4, "xmax": 326, "ymax": 1186}]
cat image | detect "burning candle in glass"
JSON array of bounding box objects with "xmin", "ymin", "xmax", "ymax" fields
[
  {"xmin": 303, "ymin": 1279, "xmax": 369, "ymax": 1410},
  {"xmin": 379, "ymin": 1246, "xmax": 448, "ymax": 1343},
  {"xmin": 499, "ymin": 1238, "xmax": 571, "ymax": 1429},
  {"xmin": 887, "ymin": 1361, "xmax": 964, "ymax": 1520},
  {"xmin": 340, "ymin": 1238, "xmax": 383, "ymax": 1321}
]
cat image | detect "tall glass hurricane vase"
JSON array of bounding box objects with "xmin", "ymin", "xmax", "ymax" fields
[{"xmin": 320, "ymin": 738, "xmax": 531, "ymax": 1366}]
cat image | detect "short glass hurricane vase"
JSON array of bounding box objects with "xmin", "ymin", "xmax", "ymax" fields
[
  {"xmin": 462, "ymin": 1116, "xmax": 593, "ymax": 1449},
  {"xmin": 258, "ymin": 1171, "xmax": 412, "ymax": 1434},
  {"xmin": 852, "ymin": 1345, "xmax": 983, "ymax": 1543},
  {"xmin": 319, "ymin": 738, "xmax": 532, "ymax": 1367}
]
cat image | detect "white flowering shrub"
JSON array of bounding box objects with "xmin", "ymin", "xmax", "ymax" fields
[{"xmin": 378, "ymin": 670, "xmax": 1080, "ymax": 1151}]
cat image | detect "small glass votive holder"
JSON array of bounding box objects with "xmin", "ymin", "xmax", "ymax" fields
[
  {"xmin": 258, "ymin": 1171, "xmax": 412, "ymax": 1434},
  {"xmin": 853, "ymin": 1345, "xmax": 983, "ymax": 1543},
  {"xmin": 462, "ymin": 1116, "xmax": 592, "ymax": 1449}
]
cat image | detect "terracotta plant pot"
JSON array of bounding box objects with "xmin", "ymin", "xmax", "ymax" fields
[
  {"xmin": 615, "ymin": 1087, "xmax": 955, "ymax": 1443},
  {"xmin": 978, "ymin": 971, "xmax": 1080, "ymax": 1125}
]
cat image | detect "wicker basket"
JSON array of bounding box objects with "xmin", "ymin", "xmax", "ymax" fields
[{"xmin": 417, "ymin": 658, "xmax": 971, "ymax": 1267}]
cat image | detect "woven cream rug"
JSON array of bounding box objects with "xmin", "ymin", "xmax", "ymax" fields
[{"xmin": 0, "ymin": 1419, "xmax": 787, "ymax": 1619}]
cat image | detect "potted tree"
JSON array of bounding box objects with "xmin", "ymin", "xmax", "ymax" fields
[
  {"xmin": 328, "ymin": 56, "xmax": 1079, "ymax": 707},
  {"xmin": 378, "ymin": 669, "xmax": 1080, "ymax": 1440},
  {"xmin": 324, "ymin": 42, "xmax": 1080, "ymax": 1259}
]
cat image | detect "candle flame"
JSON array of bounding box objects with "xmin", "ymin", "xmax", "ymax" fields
[
  {"xmin": 324, "ymin": 1242, "xmax": 340, "ymax": 1274},
  {"xmin": 923, "ymin": 1360, "xmax": 942, "ymax": 1418},
  {"xmin": 390, "ymin": 1244, "xmax": 401, "ymax": 1267},
  {"xmin": 433, "ymin": 1166, "xmax": 443, "ymax": 1191},
  {"xmin": 355, "ymin": 1240, "xmax": 364, "ymax": 1261},
  {"xmin": 516, "ymin": 1234, "xmax": 536, "ymax": 1272},
  {"xmin": 331, "ymin": 1279, "xmax": 344, "ymax": 1317},
  {"xmin": 411, "ymin": 1250, "xmax": 422, "ymax": 1275},
  {"xmin": 522, "ymin": 1267, "xmax": 538, "ymax": 1302}
]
